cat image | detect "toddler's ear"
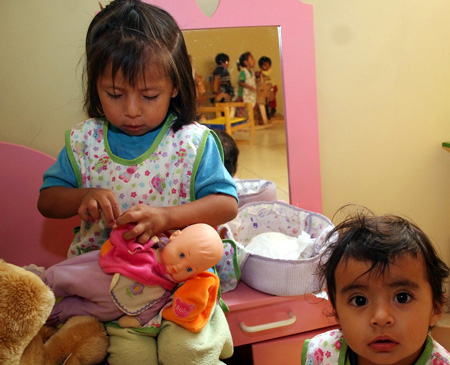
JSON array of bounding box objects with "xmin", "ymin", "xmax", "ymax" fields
[
  {"xmin": 430, "ymin": 300, "xmax": 444, "ymax": 327},
  {"xmin": 171, "ymin": 87, "xmax": 179, "ymax": 98}
]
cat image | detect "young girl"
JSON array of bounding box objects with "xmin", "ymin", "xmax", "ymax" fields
[
  {"xmin": 302, "ymin": 209, "xmax": 450, "ymax": 364},
  {"xmin": 38, "ymin": 1, "xmax": 237, "ymax": 363},
  {"xmin": 236, "ymin": 52, "xmax": 257, "ymax": 117}
]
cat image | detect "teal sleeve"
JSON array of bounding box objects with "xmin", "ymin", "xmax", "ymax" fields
[
  {"xmin": 40, "ymin": 147, "xmax": 77, "ymax": 190},
  {"xmin": 194, "ymin": 134, "xmax": 237, "ymax": 201}
]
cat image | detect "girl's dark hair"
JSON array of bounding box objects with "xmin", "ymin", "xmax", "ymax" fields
[
  {"xmin": 237, "ymin": 52, "xmax": 251, "ymax": 71},
  {"xmin": 215, "ymin": 53, "xmax": 229, "ymax": 65},
  {"xmin": 258, "ymin": 56, "xmax": 271, "ymax": 68},
  {"xmin": 319, "ymin": 207, "xmax": 449, "ymax": 312},
  {"xmin": 83, "ymin": 0, "xmax": 196, "ymax": 132}
]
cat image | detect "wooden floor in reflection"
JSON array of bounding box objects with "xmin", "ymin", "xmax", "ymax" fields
[{"xmin": 232, "ymin": 115, "xmax": 290, "ymax": 203}]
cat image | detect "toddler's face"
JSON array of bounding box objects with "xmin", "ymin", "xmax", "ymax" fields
[
  {"xmin": 333, "ymin": 254, "xmax": 442, "ymax": 364},
  {"xmin": 260, "ymin": 62, "xmax": 271, "ymax": 71},
  {"xmin": 97, "ymin": 64, "xmax": 178, "ymax": 136}
]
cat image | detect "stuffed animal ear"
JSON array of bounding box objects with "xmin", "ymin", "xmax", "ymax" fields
[{"xmin": 0, "ymin": 259, "xmax": 55, "ymax": 364}]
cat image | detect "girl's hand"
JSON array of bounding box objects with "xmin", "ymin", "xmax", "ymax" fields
[
  {"xmin": 115, "ymin": 204, "xmax": 169, "ymax": 243},
  {"xmin": 78, "ymin": 188, "xmax": 121, "ymax": 226}
]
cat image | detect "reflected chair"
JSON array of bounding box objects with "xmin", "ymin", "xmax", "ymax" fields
[{"xmin": 197, "ymin": 102, "xmax": 255, "ymax": 143}]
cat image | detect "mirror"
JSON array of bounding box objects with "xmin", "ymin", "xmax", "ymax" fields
[
  {"xmin": 183, "ymin": 26, "xmax": 289, "ymax": 202},
  {"xmin": 145, "ymin": 0, "xmax": 322, "ymax": 212}
]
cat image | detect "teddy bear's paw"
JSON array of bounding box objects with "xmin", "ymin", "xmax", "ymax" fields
[{"xmin": 44, "ymin": 316, "xmax": 108, "ymax": 365}]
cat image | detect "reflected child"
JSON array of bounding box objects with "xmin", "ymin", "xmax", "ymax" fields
[{"xmin": 236, "ymin": 52, "xmax": 256, "ymax": 117}]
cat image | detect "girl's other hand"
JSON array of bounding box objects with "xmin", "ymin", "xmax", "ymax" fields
[
  {"xmin": 79, "ymin": 188, "xmax": 121, "ymax": 226},
  {"xmin": 115, "ymin": 204, "xmax": 168, "ymax": 243}
]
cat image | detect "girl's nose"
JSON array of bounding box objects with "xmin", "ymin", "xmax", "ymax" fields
[
  {"xmin": 370, "ymin": 303, "xmax": 394, "ymax": 327},
  {"xmin": 124, "ymin": 97, "xmax": 142, "ymax": 118}
]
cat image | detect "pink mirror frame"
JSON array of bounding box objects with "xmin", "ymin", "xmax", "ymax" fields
[{"xmin": 145, "ymin": 0, "xmax": 322, "ymax": 212}]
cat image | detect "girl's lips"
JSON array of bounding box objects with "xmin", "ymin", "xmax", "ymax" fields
[
  {"xmin": 123, "ymin": 125, "xmax": 145, "ymax": 135},
  {"xmin": 369, "ymin": 336, "xmax": 399, "ymax": 352}
]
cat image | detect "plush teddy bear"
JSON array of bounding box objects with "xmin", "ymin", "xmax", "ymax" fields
[{"xmin": 0, "ymin": 259, "xmax": 109, "ymax": 365}]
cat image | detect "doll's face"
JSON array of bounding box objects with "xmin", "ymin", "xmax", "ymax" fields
[{"xmin": 160, "ymin": 224, "xmax": 223, "ymax": 282}]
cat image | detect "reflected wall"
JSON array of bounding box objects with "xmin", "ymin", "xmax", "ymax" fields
[{"xmin": 183, "ymin": 26, "xmax": 284, "ymax": 116}]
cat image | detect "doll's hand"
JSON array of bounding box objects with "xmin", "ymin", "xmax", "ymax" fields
[
  {"xmin": 78, "ymin": 188, "xmax": 121, "ymax": 226},
  {"xmin": 115, "ymin": 204, "xmax": 169, "ymax": 243}
]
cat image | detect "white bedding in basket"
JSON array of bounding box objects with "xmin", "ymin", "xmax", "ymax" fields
[{"xmin": 245, "ymin": 231, "xmax": 314, "ymax": 260}]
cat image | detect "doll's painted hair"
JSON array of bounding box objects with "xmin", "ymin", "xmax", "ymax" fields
[
  {"xmin": 319, "ymin": 207, "xmax": 449, "ymax": 312},
  {"xmin": 83, "ymin": 0, "xmax": 196, "ymax": 131},
  {"xmin": 215, "ymin": 53, "xmax": 229, "ymax": 65},
  {"xmin": 258, "ymin": 56, "xmax": 271, "ymax": 68},
  {"xmin": 237, "ymin": 52, "xmax": 252, "ymax": 71}
]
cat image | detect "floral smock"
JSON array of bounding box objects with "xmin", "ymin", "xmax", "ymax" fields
[{"xmin": 302, "ymin": 329, "xmax": 450, "ymax": 365}]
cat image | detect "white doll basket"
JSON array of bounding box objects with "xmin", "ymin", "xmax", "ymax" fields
[{"xmin": 218, "ymin": 201, "xmax": 334, "ymax": 296}]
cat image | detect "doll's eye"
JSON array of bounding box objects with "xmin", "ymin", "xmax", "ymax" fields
[
  {"xmin": 179, "ymin": 252, "xmax": 185, "ymax": 258},
  {"xmin": 187, "ymin": 267, "xmax": 192, "ymax": 273}
]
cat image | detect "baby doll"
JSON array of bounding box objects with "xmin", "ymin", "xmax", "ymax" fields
[{"xmin": 43, "ymin": 223, "xmax": 223, "ymax": 329}]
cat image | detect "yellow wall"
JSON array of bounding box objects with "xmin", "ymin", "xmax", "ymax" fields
[
  {"xmin": 183, "ymin": 26, "xmax": 284, "ymax": 114},
  {"xmin": 0, "ymin": 0, "xmax": 97, "ymax": 157},
  {"xmin": 309, "ymin": 0, "xmax": 450, "ymax": 269},
  {"xmin": 1, "ymin": 1, "xmax": 450, "ymax": 271}
]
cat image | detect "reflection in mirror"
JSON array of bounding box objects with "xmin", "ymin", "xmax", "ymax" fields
[{"xmin": 183, "ymin": 27, "xmax": 290, "ymax": 202}]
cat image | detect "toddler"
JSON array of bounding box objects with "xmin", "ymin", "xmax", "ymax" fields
[
  {"xmin": 302, "ymin": 209, "xmax": 450, "ymax": 364},
  {"xmin": 210, "ymin": 53, "xmax": 234, "ymax": 103},
  {"xmin": 256, "ymin": 56, "xmax": 277, "ymax": 124}
]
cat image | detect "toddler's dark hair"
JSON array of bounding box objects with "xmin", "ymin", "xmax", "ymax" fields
[
  {"xmin": 215, "ymin": 53, "xmax": 229, "ymax": 65},
  {"xmin": 319, "ymin": 207, "xmax": 449, "ymax": 312},
  {"xmin": 237, "ymin": 52, "xmax": 251, "ymax": 71},
  {"xmin": 214, "ymin": 130, "xmax": 239, "ymax": 177},
  {"xmin": 258, "ymin": 56, "xmax": 271, "ymax": 68},
  {"xmin": 83, "ymin": 0, "xmax": 196, "ymax": 132}
]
